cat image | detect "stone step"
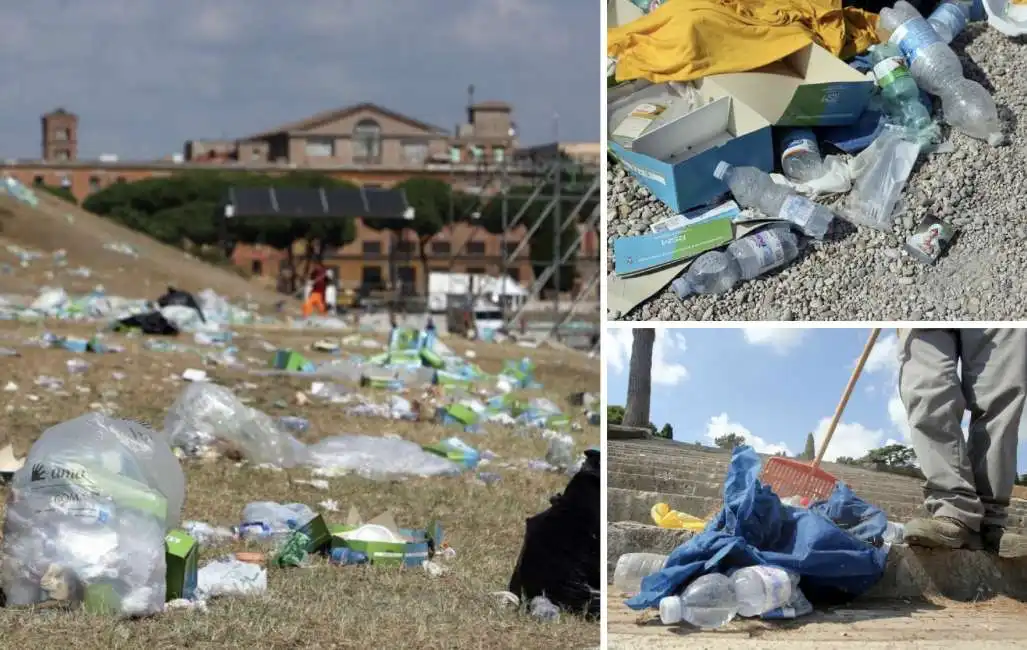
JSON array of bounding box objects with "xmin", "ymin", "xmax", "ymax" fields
[{"xmin": 607, "ymin": 521, "xmax": 1027, "ymax": 603}]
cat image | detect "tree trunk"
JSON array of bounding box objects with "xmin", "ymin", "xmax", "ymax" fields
[
  {"xmin": 623, "ymin": 328, "xmax": 655, "ymax": 429},
  {"xmin": 419, "ymin": 236, "xmax": 431, "ymax": 298}
]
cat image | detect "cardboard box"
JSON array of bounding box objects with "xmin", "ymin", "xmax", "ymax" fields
[
  {"xmin": 614, "ymin": 218, "xmax": 734, "ymax": 276},
  {"xmin": 608, "ymin": 78, "xmax": 774, "ymax": 213},
  {"xmin": 165, "ymin": 529, "xmax": 198, "ymax": 601},
  {"xmin": 271, "ymin": 349, "xmax": 315, "ymax": 373},
  {"xmin": 296, "ymin": 513, "xmax": 331, "ymax": 553},
  {"xmin": 423, "ymin": 437, "xmax": 480, "ymax": 469},
  {"xmin": 328, "ymin": 511, "xmax": 444, "ymax": 568},
  {"xmin": 707, "ymin": 43, "xmax": 874, "ymax": 127}
]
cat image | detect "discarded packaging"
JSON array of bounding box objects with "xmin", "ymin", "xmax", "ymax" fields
[{"xmin": 905, "ymin": 215, "xmax": 956, "ymax": 264}]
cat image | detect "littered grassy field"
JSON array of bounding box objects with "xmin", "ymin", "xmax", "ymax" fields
[{"xmin": 0, "ymin": 320, "xmax": 600, "ymax": 649}]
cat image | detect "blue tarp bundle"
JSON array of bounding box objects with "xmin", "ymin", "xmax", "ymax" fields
[{"xmin": 626, "ymin": 446, "xmax": 889, "ymax": 610}]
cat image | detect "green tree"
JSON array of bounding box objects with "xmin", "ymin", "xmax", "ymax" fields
[
  {"xmin": 801, "ymin": 433, "xmax": 817, "ymax": 461},
  {"xmin": 655, "ymin": 423, "xmax": 673, "ymax": 440},
  {"xmin": 36, "ymin": 184, "xmax": 77, "ymax": 204},
  {"xmin": 861, "ymin": 444, "xmax": 918, "ymax": 471},
  {"xmin": 607, "ymin": 405, "xmax": 625, "ymax": 425},
  {"xmin": 392, "ymin": 177, "xmax": 450, "ymax": 294},
  {"xmin": 714, "ymin": 433, "xmax": 747, "ymax": 451}
]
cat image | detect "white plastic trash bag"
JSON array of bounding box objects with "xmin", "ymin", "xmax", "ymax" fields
[
  {"xmin": 305, "ymin": 435, "xmax": 463, "ymax": 480},
  {"xmin": 164, "ymin": 382, "xmax": 305, "ymax": 468},
  {"xmin": 0, "ymin": 414, "xmax": 185, "ymax": 617}
]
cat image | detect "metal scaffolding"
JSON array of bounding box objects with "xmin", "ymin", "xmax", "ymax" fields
[{"xmin": 441, "ymin": 154, "xmax": 600, "ymax": 344}]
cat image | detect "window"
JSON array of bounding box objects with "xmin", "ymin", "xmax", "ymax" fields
[
  {"xmin": 362, "ymin": 241, "xmax": 382, "ymax": 255},
  {"xmin": 449, "ymin": 146, "xmax": 461, "ymax": 163},
  {"xmin": 466, "ymin": 241, "xmax": 486, "ymax": 255},
  {"xmin": 250, "ymin": 150, "xmax": 263, "ymax": 161},
  {"xmin": 54, "ymin": 128, "xmax": 69, "ymax": 142},
  {"xmin": 470, "ymin": 146, "xmax": 483, "ymax": 161},
  {"xmin": 397, "ymin": 266, "xmax": 417, "ymax": 293},
  {"xmin": 55, "ymin": 149, "xmax": 70, "ymax": 161},
  {"xmin": 466, "ymin": 267, "xmax": 486, "ymax": 275},
  {"xmin": 352, "ymin": 119, "xmax": 382, "ymax": 164},
  {"xmin": 304, "ymin": 137, "xmax": 334, "ymax": 158},
  {"xmin": 431, "ymin": 241, "xmax": 451, "ymax": 254},
  {"xmin": 403, "ymin": 141, "xmax": 428, "ymax": 165},
  {"xmin": 508, "ymin": 268, "xmax": 521, "ymax": 283},
  {"xmin": 503, "ymin": 241, "xmax": 520, "ymax": 258},
  {"xmin": 33, "ymin": 176, "xmax": 43, "ymax": 186},
  {"xmin": 361, "ymin": 265, "xmax": 383, "ymax": 287},
  {"xmin": 88, "ymin": 176, "xmax": 101, "ymax": 192},
  {"xmin": 394, "ymin": 241, "xmax": 415, "ymax": 254},
  {"xmin": 59, "ymin": 175, "xmax": 71, "ymax": 188},
  {"xmin": 251, "ymin": 260, "xmax": 263, "ymax": 275},
  {"xmin": 493, "ymin": 147, "xmax": 506, "ymax": 163}
]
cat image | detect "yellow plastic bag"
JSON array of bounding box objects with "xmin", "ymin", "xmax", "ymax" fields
[{"xmin": 651, "ymin": 502, "xmax": 707, "ymax": 531}]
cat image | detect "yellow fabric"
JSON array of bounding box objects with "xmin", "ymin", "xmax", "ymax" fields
[
  {"xmin": 651, "ymin": 502, "xmax": 707, "ymax": 531},
  {"xmin": 609, "ymin": 0, "xmax": 880, "ymax": 84}
]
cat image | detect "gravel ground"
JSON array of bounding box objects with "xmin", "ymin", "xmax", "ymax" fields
[{"xmin": 606, "ymin": 26, "xmax": 1027, "ymax": 322}]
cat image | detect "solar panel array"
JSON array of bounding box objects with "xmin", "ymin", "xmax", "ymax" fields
[{"xmin": 224, "ymin": 186, "xmax": 410, "ymax": 221}]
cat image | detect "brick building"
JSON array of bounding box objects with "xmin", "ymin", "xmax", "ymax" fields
[{"xmin": 1, "ymin": 102, "xmax": 598, "ymax": 294}]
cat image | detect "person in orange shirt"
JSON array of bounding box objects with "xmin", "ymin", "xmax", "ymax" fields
[{"xmin": 302, "ymin": 264, "xmax": 328, "ymax": 317}]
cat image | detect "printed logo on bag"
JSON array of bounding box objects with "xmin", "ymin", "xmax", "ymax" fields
[
  {"xmin": 30, "ymin": 462, "xmax": 87, "ymax": 483},
  {"xmin": 822, "ymin": 90, "xmax": 841, "ymax": 105}
]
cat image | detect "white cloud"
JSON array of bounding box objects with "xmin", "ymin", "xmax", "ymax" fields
[
  {"xmin": 864, "ymin": 332, "xmax": 899, "ymax": 375},
  {"xmin": 812, "ymin": 418, "xmax": 889, "ymax": 462},
  {"xmin": 888, "ymin": 390, "xmax": 911, "ymax": 441},
  {"xmin": 603, "ymin": 328, "xmax": 633, "ymax": 375},
  {"xmin": 703, "ymin": 413, "xmax": 792, "ymax": 456},
  {"xmin": 741, "ymin": 328, "xmax": 806, "ymax": 354},
  {"xmin": 603, "ymin": 328, "xmax": 688, "ymax": 386}
]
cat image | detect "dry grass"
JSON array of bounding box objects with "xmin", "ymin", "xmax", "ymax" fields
[{"xmin": 0, "ymin": 320, "xmax": 600, "ymax": 649}]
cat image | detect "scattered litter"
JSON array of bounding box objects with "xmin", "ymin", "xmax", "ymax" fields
[{"xmin": 196, "ymin": 559, "xmax": 267, "ymax": 600}]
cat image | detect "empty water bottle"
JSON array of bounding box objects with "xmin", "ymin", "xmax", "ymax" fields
[
  {"xmin": 927, "ymin": 0, "xmax": 973, "ymax": 43},
  {"xmin": 732, "ymin": 565, "xmax": 800, "ymax": 617},
  {"xmin": 671, "ymin": 225, "xmax": 799, "ymax": 299},
  {"xmin": 713, "ymin": 162, "xmax": 833, "ymax": 238},
  {"xmin": 777, "ymin": 129, "xmax": 825, "ymax": 183},
  {"xmin": 868, "ymin": 43, "xmax": 933, "ymax": 133},
  {"xmin": 659, "ymin": 573, "xmax": 738, "ymax": 628},
  {"xmin": 879, "ymin": 1, "xmax": 1003, "ymax": 144},
  {"xmin": 613, "ymin": 553, "xmax": 667, "ymax": 594}
]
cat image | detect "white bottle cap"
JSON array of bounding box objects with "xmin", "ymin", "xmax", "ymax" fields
[
  {"xmin": 713, "ymin": 161, "xmax": 731, "ymax": 180},
  {"xmin": 659, "ymin": 596, "xmax": 683, "ymax": 624}
]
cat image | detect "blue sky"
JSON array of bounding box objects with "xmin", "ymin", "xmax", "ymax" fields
[
  {"xmin": 0, "ymin": 0, "xmax": 597, "ymax": 159},
  {"xmin": 605, "ymin": 328, "xmax": 1027, "ymax": 473}
]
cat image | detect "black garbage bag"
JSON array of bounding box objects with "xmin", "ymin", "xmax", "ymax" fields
[
  {"xmin": 115, "ymin": 311, "xmax": 179, "ymax": 336},
  {"xmin": 508, "ymin": 448, "xmax": 600, "ymax": 619},
  {"xmin": 156, "ymin": 287, "xmax": 205, "ymax": 323}
]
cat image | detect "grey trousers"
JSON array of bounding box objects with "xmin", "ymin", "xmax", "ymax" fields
[{"xmin": 898, "ymin": 328, "xmax": 1027, "ymax": 531}]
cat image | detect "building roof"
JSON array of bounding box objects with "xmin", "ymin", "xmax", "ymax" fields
[
  {"xmin": 470, "ymin": 101, "xmax": 511, "ymax": 111},
  {"xmin": 242, "ymin": 102, "xmax": 450, "ymax": 141}
]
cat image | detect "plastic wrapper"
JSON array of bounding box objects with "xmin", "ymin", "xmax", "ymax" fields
[
  {"xmin": 0, "ymin": 414, "xmax": 184, "ymax": 617},
  {"xmin": 841, "ymin": 127, "xmax": 921, "ymax": 232},
  {"xmin": 304, "ymin": 435, "xmax": 463, "ymax": 480},
  {"xmin": 164, "ymin": 382, "xmax": 305, "ymax": 468}
]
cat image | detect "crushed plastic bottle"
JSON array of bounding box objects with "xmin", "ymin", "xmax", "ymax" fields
[
  {"xmin": 671, "ymin": 225, "xmax": 799, "ymax": 299},
  {"xmin": 613, "ymin": 553, "xmax": 668, "ymax": 594},
  {"xmin": 732, "ymin": 565, "xmax": 800, "ymax": 617},
  {"xmin": 778, "ymin": 128, "xmax": 825, "ymax": 183},
  {"xmin": 659, "ymin": 573, "xmax": 738, "ymax": 628},
  {"xmin": 879, "ymin": 1, "xmax": 1004, "ymax": 145},
  {"xmin": 713, "ymin": 162, "xmax": 833, "ymax": 238},
  {"xmin": 868, "ymin": 43, "xmax": 934, "ymax": 135},
  {"xmin": 927, "ymin": 0, "xmax": 974, "ymax": 43},
  {"xmin": 240, "ymin": 502, "xmax": 316, "ymax": 540}
]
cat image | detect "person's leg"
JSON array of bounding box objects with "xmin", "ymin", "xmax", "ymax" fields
[
  {"xmin": 898, "ymin": 328, "xmax": 982, "ymax": 548},
  {"xmin": 961, "ymin": 328, "xmax": 1027, "ymax": 557}
]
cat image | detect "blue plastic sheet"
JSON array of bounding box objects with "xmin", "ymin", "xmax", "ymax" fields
[{"xmin": 626, "ymin": 446, "xmax": 888, "ymax": 610}]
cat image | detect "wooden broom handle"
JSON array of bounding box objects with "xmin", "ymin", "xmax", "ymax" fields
[{"xmin": 812, "ymin": 328, "xmax": 882, "ymax": 470}]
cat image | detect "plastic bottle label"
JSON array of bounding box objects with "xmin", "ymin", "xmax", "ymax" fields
[
  {"xmin": 740, "ymin": 231, "xmax": 786, "ymax": 270},
  {"xmin": 889, "ymin": 19, "xmax": 943, "ymax": 64},
  {"xmin": 872, "ymin": 57, "xmax": 911, "ymax": 90},
  {"xmin": 778, "ymin": 195, "xmax": 816, "ymax": 230},
  {"xmin": 782, "ymin": 138, "xmax": 816, "ymax": 161},
  {"xmin": 750, "ymin": 566, "xmax": 794, "ymax": 609},
  {"xmin": 931, "ymin": 3, "xmax": 968, "ymax": 37}
]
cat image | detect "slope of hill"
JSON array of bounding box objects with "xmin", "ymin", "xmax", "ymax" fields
[{"xmin": 0, "ymin": 190, "xmax": 283, "ymax": 306}]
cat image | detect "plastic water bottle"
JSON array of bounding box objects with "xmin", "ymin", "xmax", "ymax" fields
[
  {"xmin": 671, "ymin": 225, "xmax": 799, "ymax": 299},
  {"xmin": 777, "ymin": 129, "xmax": 824, "ymax": 183},
  {"xmin": 713, "ymin": 162, "xmax": 833, "ymax": 239},
  {"xmin": 868, "ymin": 44, "xmax": 933, "ymax": 132},
  {"xmin": 927, "ymin": 0, "xmax": 973, "ymax": 43},
  {"xmin": 732, "ymin": 566, "xmax": 800, "ymax": 617},
  {"xmin": 659, "ymin": 573, "xmax": 738, "ymax": 628},
  {"xmin": 879, "ymin": 1, "xmax": 1003, "ymax": 145},
  {"xmin": 613, "ymin": 553, "xmax": 668, "ymax": 594}
]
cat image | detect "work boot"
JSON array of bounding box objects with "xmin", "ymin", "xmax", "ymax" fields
[
  {"xmin": 980, "ymin": 525, "xmax": 1027, "ymax": 558},
  {"xmin": 903, "ymin": 516, "xmax": 981, "ymax": 550}
]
